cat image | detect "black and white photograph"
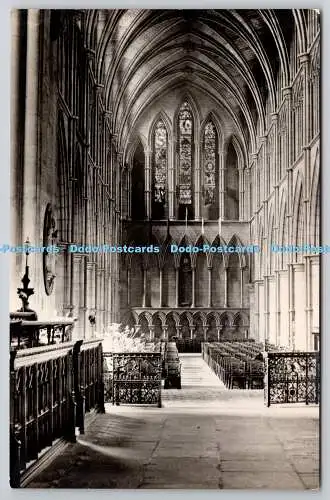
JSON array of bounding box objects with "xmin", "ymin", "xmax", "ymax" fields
[{"xmin": 9, "ymin": 8, "xmax": 320, "ymax": 490}]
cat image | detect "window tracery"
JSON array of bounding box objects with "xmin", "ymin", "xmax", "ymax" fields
[
  {"xmin": 152, "ymin": 120, "xmax": 168, "ymax": 218},
  {"xmin": 178, "ymin": 102, "xmax": 193, "ymax": 208},
  {"xmin": 202, "ymin": 121, "xmax": 217, "ymax": 205}
]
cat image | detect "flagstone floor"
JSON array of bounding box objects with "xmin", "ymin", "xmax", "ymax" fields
[{"xmin": 27, "ymin": 354, "xmax": 320, "ymax": 490}]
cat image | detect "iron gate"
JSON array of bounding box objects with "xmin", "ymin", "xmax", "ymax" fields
[
  {"xmin": 265, "ymin": 352, "xmax": 320, "ymax": 406},
  {"xmin": 103, "ymin": 353, "xmax": 162, "ymax": 406}
]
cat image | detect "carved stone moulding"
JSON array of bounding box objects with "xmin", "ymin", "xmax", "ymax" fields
[{"xmin": 43, "ymin": 203, "xmax": 58, "ymax": 296}]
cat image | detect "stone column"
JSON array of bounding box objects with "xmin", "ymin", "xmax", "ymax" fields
[
  {"xmin": 264, "ymin": 276, "xmax": 269, "ymax": 343},
  {"xmin": 305, "ymin": 256, "xmax": 312, "ymax": 351},
  {"xmin": 142, "ymin": 268, "xmax": 148, "ymax": 308},
  {"xmin": 245, "ymin": 167, "xmax": 251, "ymax": 219},
  {"xmin": 208, "ymin": 267, "xmax": 212, "ymax": 307},
  {"xmin": 238, "ymin": 168, "xmax": 245, "ymax": 221},
  {"xmin": 223, "ymin": 267, "xmax": 228, "ymax": 307},
  {"xmin": 10, "ymin": 10, "xmax": 24, "ymax": 307},
  {"xmin": 271, "ymin": 112, "xmax": 280, "ymax": 345},
  {"xmin": 195, "ymin": 135, "xmax": 201, "ymax": 220},
  {"xmin": 275, "ymin": 270, "xmax": 281, "ymax": 346},
  {"xmin": 216, "ymin": 327, "xmax": 221, "ymax": 342},
  {"xmin": 169, "ymin": 140, "xmax": 176, "ymax": 219},
  {"xmin": 175, "ymin": 267, "xmax": 179, "ymax": 307},
  {"xmin": 288, "ymin": 263, "xmax": 294, "ymax": 349},
  {"xmin": 163, "ymin": 325, "xmax": 168, "ymax": 341},
  {"xmin": 202, "ymin": 326, "xmax": 208, "ymax": 342},
  {"xmin": 72, "ymin": 253, "xmax": 82, "ymax": 325},
  {"xmin": 218, "ymin": 150, "xmax": 225, "ymax": 220},
  {"xmin": 250, "ymin": 153, "xmax": 258, "ymax": 215},
  {"xmin": 86, "ymin": 261, "xmax": 96, "ymax": 339},
  {"xmin": 300, "ymin": 54, "xmax": 312, "ymax": 270},
  {"xmin": 299, "ymin": 53, "xmax": 311, "ymax": 147},
  {"xmin": 149, "ymin": 326, "xmax": 155, "ymax": 341},
  {"xmin": 159, "ymin": 268, "xmax": 163, "ymax": 307},
  {"xmin": 191, "ymin": 267, "xmax": 196, "ymax": 308},
  {"xmin": 189, "ymin": 326, "xmax": 195, "ymax": 340},
  {"xmin": 22, "ymin": 9, "xmax": 41, "ymax": 277},
  {"xmin": 254, "ymin": 280, "xmax": 261, "ymax": 343},
  {"xmin": 240, "ymin": 268, "xmax": 244, "ymax": 308},
  {"xmin": 11, "ymin": 9, "xmax": 22, "ymax": 237},
  {"xmin": 128, "ymin": 169, "xmax": 132, "ymax": 219},
  {"xmin": 145, "ymin": 149, "xmax": 152, "ymax": 219},
  {"xmin": 281, "ymin": 87, "xmax": 292, "ymax": 168},
  {"xmin": 127, "ymin": 268, "xmax": 131, "ymax": 306}
]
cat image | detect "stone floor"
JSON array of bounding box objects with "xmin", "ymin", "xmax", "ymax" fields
[{"xmin": 27, "ymin": 354, "xmax": 320, "ymax": 490}]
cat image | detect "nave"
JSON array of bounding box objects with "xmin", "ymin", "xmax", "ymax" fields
[
  {"xmin": 26, "ymin": 355, "xmax": 319, "ymax": 490},
  {"xmin": 10, "ymin": 9, "xmax": 320, "ymax": 491}
]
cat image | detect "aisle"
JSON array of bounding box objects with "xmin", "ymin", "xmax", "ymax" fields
[
  {"xmin": 161, "ymin": 353, "xmax": 263, "ymax": 408},
  {"xmin": 26, "ymin": 354, "xmax": 319, "ymax": 490}
]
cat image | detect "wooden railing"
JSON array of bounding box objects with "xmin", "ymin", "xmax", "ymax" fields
[
  {"xmin": 10, "ymin": 339, "xmax": 104, "ymax": 487},
  {"xmin": 10, "ymin": 318, "xmax": 75, "ymax": 349}
]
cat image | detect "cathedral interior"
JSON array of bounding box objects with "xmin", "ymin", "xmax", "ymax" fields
[
  {"xmin": 11, "ymin": 8, "xmax": 320, "ymax": 349},
  {"xmin": 9, "ymin": 9, "xmax": 321, "ymax": 490}
]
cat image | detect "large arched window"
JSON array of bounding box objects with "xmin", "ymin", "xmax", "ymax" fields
[
  {"xmin": 202, "ymin": 120, "xmax": 218, "ymax": 220},
  {"xmin": 152, "ymin": 120, "xmax": 168, "ymax": 219},
  {"xmin": 177, "ymin": 101, "xmax": 194, "ymax": 220}
]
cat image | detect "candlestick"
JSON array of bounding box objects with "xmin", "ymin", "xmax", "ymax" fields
[
  {"xmin": 25, "ymin": 237, "xmax": 30, "ymax": 267},
  {"xmin": 201, "ymin": 217, "xmax": 204, "ymax": 235},
  {"xmin": 185, "ymin": 207, "xmax": 188, "ymax": 233},
  {"xmin": 218, "ymin": 217, "xmax": 222, "ymax": 236}
]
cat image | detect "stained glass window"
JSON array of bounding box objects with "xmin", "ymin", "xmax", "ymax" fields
[
  {"xmin": 153, "ymin": 120, "xmax": 167, "ymax": 206},
  {"xmin": 178, "ymin": 102, "xmax": 193, "ymax": 205},
  {"xmin": 203, "ymin": 121, "xmax": 217, "ymax": 205}
]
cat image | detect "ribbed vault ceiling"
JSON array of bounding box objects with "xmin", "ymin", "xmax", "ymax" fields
[{"xmin": 85, "ymin": 9, "xmax": 299, "ymax": 155}]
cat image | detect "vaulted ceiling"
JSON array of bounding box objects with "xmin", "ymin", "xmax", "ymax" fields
[{"xmin": 84, "ymin": 9, "xmax": 306, "ymax": 155}]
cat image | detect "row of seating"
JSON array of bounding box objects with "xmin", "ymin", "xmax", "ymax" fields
[
  {"xmin": 203, "ymin": 342, "xmax": 265, "ymax": 389},
  {"xmin": 162, "ymin": 342, "xmax": 182, "ymax": 389}
]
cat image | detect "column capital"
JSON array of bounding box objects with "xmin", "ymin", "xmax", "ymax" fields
[
  {"xmin": 298, "ymin": 52, "xmax": 310, "ymax": 64},
  {"xmin": 282, "ymin": 86, "xmax": 292, "ymax": 98},
  {"xmin": 95, "ymin": 83, "xmax": 104, "ymax": 94},
  {"xmin": 86, "ymin": 261, "xmax": 96, "ymax": 270},
  {"xmin": 85, "ymin": 47, "xmax": 96, "ymax": 60},
  {"xmin": 249, "ymin": 152, "xmax": 258, "ymax": 163}
]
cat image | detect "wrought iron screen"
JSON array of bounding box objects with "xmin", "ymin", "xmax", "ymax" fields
[
  {"xmin": 105, "ymin": 353, "xmax": 162, "ymax": 406},
  {"xmin": 265, "ymin": 352, "xmax": 320, "ymax": 406}
]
